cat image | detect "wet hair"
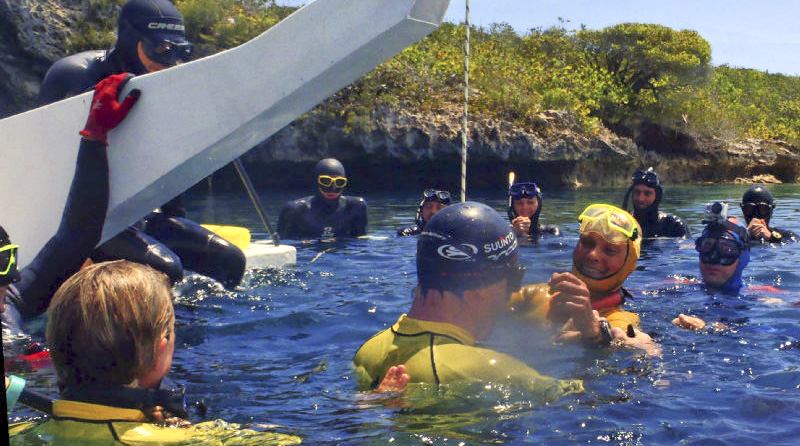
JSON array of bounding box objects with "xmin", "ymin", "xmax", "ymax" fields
[{"xmin": 47, "ymin": 260, "xmax": 174, "ymax": 389}]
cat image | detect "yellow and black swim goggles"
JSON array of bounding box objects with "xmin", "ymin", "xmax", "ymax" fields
[
  {"xmin": 578, "ymin": 204, "xmax": 639, "ymax": 245},
  {"xmin": 0, "ymin": 243, "xmax": 20, "ymax": 285},
  {"xmin": 317, "ymin": 175, "xmax": 348, "ymax": 188}
]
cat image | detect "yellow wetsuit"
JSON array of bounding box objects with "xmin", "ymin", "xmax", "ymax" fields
[
  {"xmin": 353, "ymin": 314, "xmax": 583, "ymax": 399},
  {"xmin": 9, "ymin": 399, "xmax": 301, "ymax": 446},
  {"xmin": 509, "ymin": 283, "xmax": 640, "ymax": 331}
]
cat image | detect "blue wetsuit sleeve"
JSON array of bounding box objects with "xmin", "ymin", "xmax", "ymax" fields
[
  {"xmin": 352, "ymin": 198, "xmax": 368, "ymax": 237},
  {"xmin": 15, "ymin": 138, "xmax": 108, "ymax": 318}
]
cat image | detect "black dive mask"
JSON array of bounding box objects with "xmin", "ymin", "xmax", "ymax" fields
[
  {"xmin": 631, "ymin": 168, "xmax": 661, "ymax": 189},
  {"xmin": 141, "ymin": 37, "xmax": 192, "ymax": 67},
  {"xmin": 741, "ymin": 201, "xmax": 774, "ymax": 222}
]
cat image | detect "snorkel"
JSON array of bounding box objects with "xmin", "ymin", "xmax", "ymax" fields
[{"xmin": 572, "ymin": 204, "xmax": 641, "ymax": 296}]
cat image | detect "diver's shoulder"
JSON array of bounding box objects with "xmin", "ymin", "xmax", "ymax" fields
[
  {"xmin": 283, "ymin": 196, "xmax": 313, "ymax": 210},
  {"xmin": 47, "ymin": 50, "xmax": 106, "ymax": 76},
  {"xmin": 344, "ymin": 195, "xmax": 367, "ymax": 206}
]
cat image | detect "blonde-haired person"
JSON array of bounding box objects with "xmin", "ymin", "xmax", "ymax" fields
[
  {"xmin": 510, "ymin": 204, "xmax": 660, "ymax": 356},
  {"xmin": 9, "ymin": 260, "xmax": 301, "ymax": 445}
]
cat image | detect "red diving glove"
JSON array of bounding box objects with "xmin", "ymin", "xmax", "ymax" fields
[{"xmin": 80, "ymin": 73, "xmax": 141, "ymax": 144}]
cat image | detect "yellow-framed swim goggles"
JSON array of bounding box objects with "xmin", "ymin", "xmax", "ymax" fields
[
  {"xmin": 578, "ymin": 204, "xmax": 640, "ymax": 245},
  {"xmin": 0, "ymin": 243, "xmax": 19, "ymax": 280},
  {"xmin": 317, "ymin": 175, "xmax": 348, "ymax": 188}
]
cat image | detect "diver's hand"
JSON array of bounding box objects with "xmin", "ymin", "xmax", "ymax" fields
[
  {"xmin": 512, "ymin": 216, "xmax": 531, "ymax": 235},
  {"xmin": 672, "ymin": 313, "xmax": 706, "ymax": 330},
  {"xmin": 80, "ymin": 73, "xmax": 141, "ymax": 144},
  {"xmin": 376, "ymin": 365, "xmax": 410, "ymax": 393},
  {"xmin": 610, "ymin": 326, "xmax": 662, "ymax": 357},
  {"xmin": 747, "ymin": 218, "xmax": 771, "ymax": 240},
  {"xmin": 554, "ymin": 310, "xmax": 603, "ymax": 343},
  {"xmin": 547, "ymin": 273, "xmax": 597, "ymax": 336}
]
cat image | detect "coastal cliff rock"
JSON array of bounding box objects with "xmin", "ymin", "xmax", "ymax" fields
[
  {"xmin": 2, "ymin": 1, "xmax": 798, "ymax": 189},
  {"xmin": 0, "ymin": 0, "xmax": 81, "ymax": 114},
  {"xmin": 241, "ymin": 107, "xmax": 800, "ymax": 189}
]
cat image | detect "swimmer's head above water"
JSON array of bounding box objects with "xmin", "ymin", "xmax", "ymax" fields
[
  {"xmin": 623, "ymin": 167, "xmax": 663, "ymax": 213},
  {"xmin": 741, "ymin": 184, "xmax": 775, "ymax": 225},
  {"xmin": 572, "ymin": 204, "xmax": 641, "ymax": 296},
  {"xmin": 415, "ymin": 202, "xmax": 525, "ymax": 338},
  {"xmin": 314, "ymin": 158, "xmax": 348, "ymax": 201},
  {"xmin": 415, "ymin": 189, "xmax": 451, "ymax": 228},
  {"xmin": 696, "ymin": 220, "xmax": 750, "ymax": 293},
  {"xmin": 507, "ymin": 181, "xmax": 542, "ymax": 221}
]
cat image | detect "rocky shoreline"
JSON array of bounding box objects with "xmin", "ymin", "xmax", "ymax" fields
[{"xmin": 2, "ymin": 1, "xmax": 799, "ymax": 190}]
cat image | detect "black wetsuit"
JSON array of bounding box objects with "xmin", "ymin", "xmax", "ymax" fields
[
  {"xmin": 278, "ymin": 195, "xmax": 367, "ymax": 239},
  {"xmin": 39, "ymin": 49, "xmax": 245, "ymax": 289},
  {"xmin": 507, "ymin": 199, "xmax": 560, "ymax": 243},
  {"xmin": 750, "ymin": 227, "xmax": 798, "ymax": 245},
  {"xmin": 397, "ymin": 225, "xmax": 422, "ymax": 237},
  {"xmin": 3, "ymin": 139, "xmax": 108, "ymax": 334},
  {"xmin": 633, "ymin": 208, "xmax": 690, "ymax": 238},
  {"xmin": 528, "ymin": 224, "xmax": 560, "ymax": 242}
]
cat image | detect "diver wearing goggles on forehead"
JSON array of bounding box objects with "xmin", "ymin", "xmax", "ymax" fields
[
  {"xmin": 507, "ymin": 180, "xmax": 560, "ymax": 242},
  {"xmin": 397, "ymin": 188, "xmax": 452, "ymax": 237},
  {"xmin": 740, "ymin": 184, "xmax": 796, "ymax": 245},
  {"xmin": 509, "ymin": 204, "xmax": 660, "ymax": 356},
  {"xmin": 621, "ymin": 167, "xmax": 689, "ymax": 239},
  {"xmin": 278, "ymin": 158, "xmax": 368, "ymax": 240}
]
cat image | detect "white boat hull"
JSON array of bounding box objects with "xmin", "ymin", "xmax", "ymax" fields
[{"xmin": 0, "ymin": 0, "xmax": 449, "ymax": 267}]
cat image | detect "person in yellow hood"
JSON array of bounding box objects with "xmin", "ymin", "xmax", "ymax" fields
[
  {"xmin": 8, "ymin": 260, "xmax": 301, "ymax": 446},
  {"xmin": 510, "ymin": 204, "xmax": 660, "ymax": 354}
]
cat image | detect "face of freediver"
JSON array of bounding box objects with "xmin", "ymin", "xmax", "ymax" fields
[
  {"xmin": 573, "ymin": 232, "xmax": 628, "ymax": 279},
  {"xmin": 317, "ymin": 175, "xmax": 347, "ymax": 200},
  {"xmin": 632, "ymin": 184, "xmax": 657, "ymax": 210}
]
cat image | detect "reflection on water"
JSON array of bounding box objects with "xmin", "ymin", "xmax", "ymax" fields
[{"xmin": 12, "ymin": 185, "xmax": 800, "ymax": 444}]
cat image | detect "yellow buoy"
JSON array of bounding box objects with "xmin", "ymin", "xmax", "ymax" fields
[{"xmin": 201, "ymin": 224, "xmax": 251, "ymax": 251}]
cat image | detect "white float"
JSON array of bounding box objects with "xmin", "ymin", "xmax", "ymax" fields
[
  {"xmin": 0, "ymin": 0, "xmax": 450, "ymax": 267},
  {"xmin": 245, "ymin": 241, "xmax": 297, "ymax": 269}
]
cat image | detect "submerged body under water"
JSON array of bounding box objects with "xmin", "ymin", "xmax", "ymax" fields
[{"xmin": 10, "ymin": 185, "xmax": 800, "ymax": 445}]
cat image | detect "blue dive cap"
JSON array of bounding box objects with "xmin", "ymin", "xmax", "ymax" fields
[{"xmin": 417, "ymin": 202, "xmax": 523, "ymax": 293}]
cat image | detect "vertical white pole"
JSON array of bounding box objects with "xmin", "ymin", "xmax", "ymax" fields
[{"xmin": 460, "ymin": 0, "xmax": 470, "ymax": 202}]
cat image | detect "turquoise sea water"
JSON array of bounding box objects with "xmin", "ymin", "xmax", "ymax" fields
[{"xmin": 11, "ymin": 184, "xmax": 800, "ymax": 445}]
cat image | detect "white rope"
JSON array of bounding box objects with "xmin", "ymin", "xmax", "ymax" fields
[{"xmin": 460, "ymin": 0, "xmax": 470, "ymax": 202}]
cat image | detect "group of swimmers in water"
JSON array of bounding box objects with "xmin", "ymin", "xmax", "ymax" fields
[{"xmin": 3, "ymin": 0, "xmax": 798, "ymax": 443}]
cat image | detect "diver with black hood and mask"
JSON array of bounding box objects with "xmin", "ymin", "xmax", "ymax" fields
[
  {"xmin": 278, "ymin": 158, "xmax": 368, "ymax": 240},
  {"xmin": 622, "ymin": 167, "xmax": 690, "ymax": 239},
  {"xmin": 38, "ymin": 0, "xmax": 246, "ymax": 290},
  {"xmin": 397, "ymin": 189, "xmax": 451, "ymax": 236},
  {"xmin": 507, "ymin": 180, "xmax": 560, "ymax": 242},
  {"xmin": 740, "ymin": 184, "xmax": 797, "ymax": 245}
]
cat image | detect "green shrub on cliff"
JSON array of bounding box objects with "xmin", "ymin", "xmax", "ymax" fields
[
  {"xmin": 66, "ymin": 0, "xmax": 125, "ymax": 53},
  {"xmin": 64, "ymin": 1, "xmax": 799, "ymax": 145}
]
